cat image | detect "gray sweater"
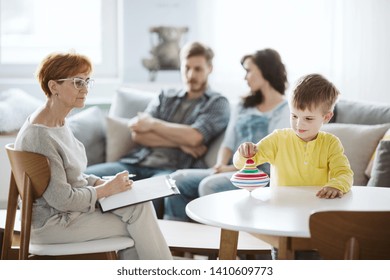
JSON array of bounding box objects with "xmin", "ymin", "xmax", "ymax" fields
[{"xmin": 15, "ymin": 118, "xmax": 100, "ymax": 228}]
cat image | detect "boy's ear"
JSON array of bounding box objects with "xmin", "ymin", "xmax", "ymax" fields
[{"xmin": 323, "ymin": 111, "xmax": 334, "ymax": 123}]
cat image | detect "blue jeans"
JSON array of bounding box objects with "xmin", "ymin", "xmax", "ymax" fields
[
  {"xmin": 164, "ymin": 169, "xmax": 237, "ymax": 222},
  {"xmin": 85, "ymin": 162, "xmax": 174, "ymax": 218}
]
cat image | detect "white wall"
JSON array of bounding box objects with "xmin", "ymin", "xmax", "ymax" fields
[
  {"xmin": 336, "ymin": 0, "xmax": 390, "ymax": 103},
  {"xmin": 0, "ymin": 0, "xmax": 201, "ymax": 101},
  {"xmin": 122, "ymin": 0, "xmax": 199, "ymax": 84},
  {"xmin": 1, "ymin": 0, "xmax": 390, "ymax": 104},
  {"xmin": 211, "ymin": 0, "xmax": 335, "ymax": 100},
  {"xmin": 198, "ymin": 0, "xmax": 390, "ymax": 103}
]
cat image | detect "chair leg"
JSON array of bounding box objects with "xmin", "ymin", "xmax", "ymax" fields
[
  {"xmin": 1, "ymin": 174, "xmax": 18, "ymax": 260},
  {"xmin": 19, "ymin": 175, "xmax": 33, "ymax": 260},
  {"xmin": 344, "ymin": 237, "xmax": 359, "ymax": 259},
  {"xmin": 105, "ymin": 251, "xmax": 118, "ymax": 260}
]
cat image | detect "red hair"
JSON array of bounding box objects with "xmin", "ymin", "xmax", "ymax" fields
[{"xmin": 36, "ymin": 52, "xmax": 92, "ymax": 97}]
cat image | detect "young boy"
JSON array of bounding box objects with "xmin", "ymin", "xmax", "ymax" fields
[{"xmin": 233, "ymin": 74, "xmax": 353, "ymax": 199}]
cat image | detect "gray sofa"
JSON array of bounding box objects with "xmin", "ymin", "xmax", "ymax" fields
[
  {"xmin": 70, "ymin": 87, "xmax": 224, "ymax": 169},
  {"xmin": 70, "ymin": 87, "xmax": 390, "ymax": 187},
  {"xmin": 324, "ymin": 99, "xmax": 390, "ymax": 186}
]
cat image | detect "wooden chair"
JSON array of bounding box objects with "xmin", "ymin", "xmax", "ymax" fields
[
  {"xmin": 1, "ymin": 143, "xmax": 134, "ymax": 260},
  {"xmin": 309, "ymin": 210, "xmax": 390, "ymax": 260}
]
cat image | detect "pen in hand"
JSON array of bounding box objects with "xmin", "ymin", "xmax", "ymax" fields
[{"xmin": 102, "ymin": 174, "xmax": 136, "ymax": 180}]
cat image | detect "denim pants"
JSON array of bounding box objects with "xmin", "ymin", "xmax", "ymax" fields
[{"xmin": 164, "ymin": 169, "xmax": 237, "ymax": 221}]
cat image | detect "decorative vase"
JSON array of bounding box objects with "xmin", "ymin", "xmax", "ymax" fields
[{"xmin": 230, "ymin": 158, "xmax": 270, "ymax": 192}]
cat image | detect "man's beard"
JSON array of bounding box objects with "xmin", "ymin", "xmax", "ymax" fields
[{"xmin": 187, "ymin": 80, "xmax": 207, "ymax": 94}]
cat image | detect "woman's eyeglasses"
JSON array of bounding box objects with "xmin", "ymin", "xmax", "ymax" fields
[{"xmin": 57, "ymin": 78, "xmax": 95, "ymax": 89}]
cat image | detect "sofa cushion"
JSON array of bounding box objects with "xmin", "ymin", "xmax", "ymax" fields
[
  {"xmin": 334, "ymin": 99, "xmax": 390, "ymax": 125},
  {"xmin": 322, "ymin": 123, "xmax": 390, "ymax": 186},
  {"xmin": 106, "ymin": 116, "xmax": 136, "ymax": 162},
  {"xmin": 367, "ymin": 140, "xmax": 390, "ymax": 187},
  {"xmin": 109, "ymin": 87, "xmax": 226, "ymax": 167},
  {"xmin": 106, "ymin": 88, "xmax": 153, "ymax": 162},
  {"xmin": 365, "ymin": 128, "xmax": 390, "ymax": 178},
  {"xmin": 0, "ymin": 88, "xmax": 42, "ymax": 133},
  {"xmin": 109, "ymin": 87, "xmax": 156, "ymax": 119},
  {"xmin": 68, "ymin": 106, "xmax": 106, "ymax": 165}
]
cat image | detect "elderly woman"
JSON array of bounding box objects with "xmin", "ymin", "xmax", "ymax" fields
[{"xmin": 14, "ymin": 52, "xmax": 172, "ymax": 260}]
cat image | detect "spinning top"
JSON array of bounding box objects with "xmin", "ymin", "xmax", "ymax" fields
[{"xmin": 230, "ymin": 158, "xmax": 270, "ymax": 191}]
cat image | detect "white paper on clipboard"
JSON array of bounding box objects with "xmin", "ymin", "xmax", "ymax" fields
[{"xmin": 98, "ymin": 175, "xmax": 179, "ymax": 212}]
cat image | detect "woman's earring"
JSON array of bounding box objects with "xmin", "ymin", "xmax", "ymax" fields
[{"xmin": 55, "ymin": 93, "xmax": 59, "ymax": 96}]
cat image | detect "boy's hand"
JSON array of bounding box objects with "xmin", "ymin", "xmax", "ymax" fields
[
  {"xmin": 238, "ymin": 142, "xmax": 258, "ymax": 158},
  {"xmin": 316, "ymin": 186, "xmax": 343, "ymax": 199}
]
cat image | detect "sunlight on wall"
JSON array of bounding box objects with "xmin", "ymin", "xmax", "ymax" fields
[
  {"xmin": 1, "ymin": 0, "xmax": 389, "ymax": 103},
  {"xmin": 204, "ymin": 0, "xmax": 390, "ymax": 104},
  {"xmin": 206, "ymin": 0, "xmax": 337, "ymax": 101},
  {"xmin": 1, "ymin": 0, "xmax": 101, "ymax": 64}
]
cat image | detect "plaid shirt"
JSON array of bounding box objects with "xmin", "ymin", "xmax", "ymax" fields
[{"xmin": 121, "ymin": 88, "xmax": 230, "ymax": 169}]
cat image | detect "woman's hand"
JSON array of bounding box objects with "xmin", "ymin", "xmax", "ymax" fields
[
  {"xmin": 238, "ymin": 142, "xmax": 258, "ymax": 158},
  {"xmin": 96, "ymin": 171, "xmax": 133, "ymax": 199},
  {"xmin": 93, "ymin": 178, "xmax": 106, "ymax": 186},
  {"xmin": 180, "ymin": 144, "xmax": 207, "ymax": 158},
  {"xmin": 213, "ymin": 164, "xmax": 237, "ymax": 174}
]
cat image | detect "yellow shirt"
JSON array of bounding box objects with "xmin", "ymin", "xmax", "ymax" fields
[{"xmin": 233, "ymin": 128, "xmax": 353, "ymax": 193}]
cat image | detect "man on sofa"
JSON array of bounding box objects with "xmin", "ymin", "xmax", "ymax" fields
[{"xmin": 86, "ymin": 41, "xmax": 230, "ymax": 217}]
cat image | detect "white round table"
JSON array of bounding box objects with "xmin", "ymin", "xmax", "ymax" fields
[{"xmin": 186, "ymin": 186, "xmax": 390, "ymax": 259}]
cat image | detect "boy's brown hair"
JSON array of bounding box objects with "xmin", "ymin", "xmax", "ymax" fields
[{"xmin": 292, "ymin": 74, "xmax": 339, "ymax": 114}]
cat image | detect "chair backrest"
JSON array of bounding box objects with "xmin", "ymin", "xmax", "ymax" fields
[
  {"xmin": 1, "ymin": 143, "xmax": 51, "ymax": 260},
  {"xmin": 309, "ymin": 210, "xmax": 390, "ymax": 260}
]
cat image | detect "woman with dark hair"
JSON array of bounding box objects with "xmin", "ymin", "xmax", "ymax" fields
[{"xmin": 164, "ymin": 48, "xmax": 290, "ymax": 222}]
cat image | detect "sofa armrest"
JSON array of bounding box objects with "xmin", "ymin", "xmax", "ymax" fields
[{"xmin": 204, "ymin": 132, "xmax": 225, "ymax": 168}]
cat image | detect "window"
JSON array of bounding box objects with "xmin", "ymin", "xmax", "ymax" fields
[{"xmin": 0, "ymin": 0, "xmax": 118, "ymax": 78}]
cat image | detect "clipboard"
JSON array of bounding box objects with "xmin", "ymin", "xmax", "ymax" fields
[{"xmin": 98, "ymin": 175, "xmax": 180, "ymax": 213}]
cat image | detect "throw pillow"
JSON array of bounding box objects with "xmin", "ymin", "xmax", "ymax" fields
[
  {"xmin": 364, "ymin": 128, "xmax": 390, "ymax": 178},
  {"xmin": 68, "ymin": 106, "xmax": 106, "ymax": 165},
  {"xmin": 322, "ymin": 123, "xmax": 390, "ymax": 186},
  {"xmin": 367, "ymin": 140, "xmax": 390, "ymax": 187},
  {"xmin": 106, "ymin": 116, "xmax": 136, "ymax": 162},
  {"xmin": 0, "ymin": 88, "xmax": 42, "ymax": 133},
  {"xmin": 109, "ymin": 88, "xmax": 155, "ymax": 119}
]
